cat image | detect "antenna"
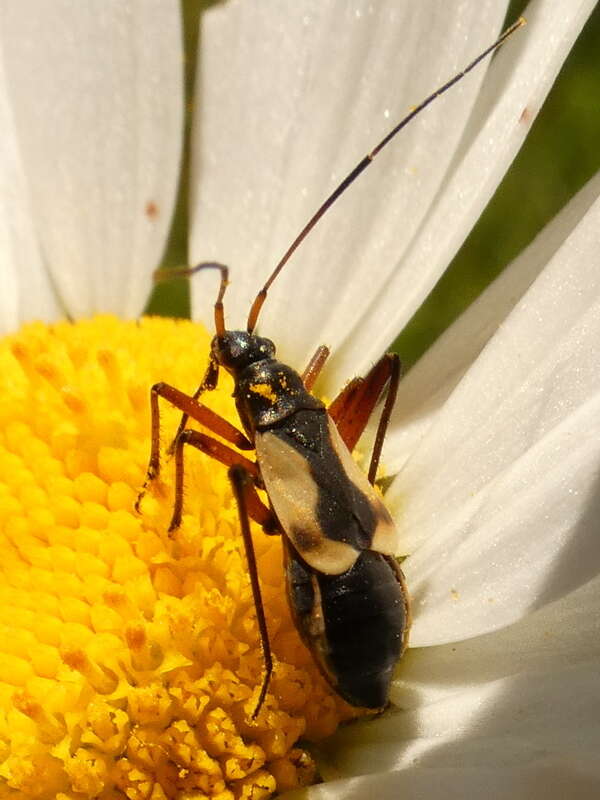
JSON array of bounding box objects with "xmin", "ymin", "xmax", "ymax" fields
[
  {"xmin": 155, "ymin": 262, "xmax": 229, "ymax": 336},
  {"xmin": 245, "ymin": 16, "xmax": 525, "ymax": 333}
]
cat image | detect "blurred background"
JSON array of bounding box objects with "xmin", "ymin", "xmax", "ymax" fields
[{"xmin": 147, "ymin": 0, "xmax": 600, "ymax": 370}]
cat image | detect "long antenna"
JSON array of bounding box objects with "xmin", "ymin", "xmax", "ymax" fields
[{"xmin": 246, "ymin": 16, "xmax": 525, "ymax": 332}]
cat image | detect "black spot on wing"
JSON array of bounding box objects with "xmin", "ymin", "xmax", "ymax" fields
[{"xmin": 291, "ymin": 524, "xmax": 322, "ymax": 552}]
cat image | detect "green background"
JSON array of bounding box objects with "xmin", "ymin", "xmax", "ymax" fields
[{"xmin": 147, "ymin": 1, "xmax": 600, "ymax": 370}]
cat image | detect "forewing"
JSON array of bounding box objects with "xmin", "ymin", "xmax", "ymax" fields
[{"xmin": 255, "ymin": 414, "xmax": 397, "ymax": 574}]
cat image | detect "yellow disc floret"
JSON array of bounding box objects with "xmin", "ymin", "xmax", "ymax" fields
[{"xmin": 0, "ymin": 316, "xmax": 357, "ymax": 800}]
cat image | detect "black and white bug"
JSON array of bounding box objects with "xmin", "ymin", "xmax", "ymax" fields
[{"xmin": 137, "ymin": 19, "xmax": 524, "ymax": 716}]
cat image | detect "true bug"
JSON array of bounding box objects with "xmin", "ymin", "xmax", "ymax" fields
[{"xmin": 138, "ymin": 18, "xmax": 525, "ymax": 716}]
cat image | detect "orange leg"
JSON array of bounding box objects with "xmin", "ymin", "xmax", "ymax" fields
[
  {"xmin": 167, "ymin": 359, "xmax": 219, "ymax": 455},
  {"xmin": 168, "ymin": 429, "xmax": 274, "ymax": 533},
  {"xmin": 328, "ymin": 353, "xmax": 401, "ymax": 484},
  {"xmin": 136, "ymin": 379, "xmax": 252, "ymax": 512},
  {"xmin": 229, "ymin": 464, "xmax": 274, "ymax": 720}
]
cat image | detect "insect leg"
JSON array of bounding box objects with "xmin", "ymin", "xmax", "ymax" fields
[
  {"xmin": 168, "ymin": 429, "xmax": 272, "ymax": 533},
  {"xmin": 328, "ymin": 353, "xmax": 401, "ymax": 483},
  {"xmin": 301, "ymin": 345, "xmax": 330, "ymax": 391},
  {"xmin": 136, "ymin": 377, "xmax": 252, "ymax": 512},
  {"xmin": 327, "ymin": 376, "xmax": 362, "ymax": 431},
  {"xmin": 366, "ymin": 355, "xmax": 400, "ymax": 484},
  {"xmin": 167, "ymin": 359, "xmax": 219, "ymax": 456},
  {"xmin": 229, "ymin": 464, "xmax": 274, "ymax": 720}
]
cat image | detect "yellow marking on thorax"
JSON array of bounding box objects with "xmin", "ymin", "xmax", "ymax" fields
[{"xmin": 249, "ymin": 382, "xmax": 278, "ymax": 403}]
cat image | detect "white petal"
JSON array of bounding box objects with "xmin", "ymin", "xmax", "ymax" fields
[
  {"xmin": 328, "ymin": 0, "xmax": 597, "ymax": 388},
  {"xmin": 0, "ymin": 46, "xmax": 60, "ymax": 331},
  {"xmin": 392, "ymin": 573, "xmax": 600, "ymax": 710},
  {"xmin": 387, "ymin": 172, "xmax": 600, "ymax": 645},
  {"xmin": 0, "ymin": 0, "xmax": 183, "ymax": 318},
  {"xmin": 307, "ymin": 577, "xmax": 600, "ymax": 790},
  {"xmin": 384, "ymin": 171, "xmax": 600, "ymax": 474},
  {"xmin": 190, "ymin": 0, "xmax": 507, "ymax": 365},
  {"xmin": 317, "ymin": 663, "xmax": 600, "ymax": 779},
  {"xmin": 291, "ymin": 759, "xmax": 600, "ymax": 800}
]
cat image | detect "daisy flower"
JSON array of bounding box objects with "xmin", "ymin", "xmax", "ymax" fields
[{"xmin": 0, "ymin": 1, "xmax": 599, "ymax": 799}]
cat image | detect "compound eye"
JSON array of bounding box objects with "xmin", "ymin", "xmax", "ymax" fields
[{"xmin": 259, "ymin": 337, "xmax": 276, "ymax": 358}]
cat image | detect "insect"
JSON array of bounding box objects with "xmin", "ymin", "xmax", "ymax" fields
[{"xmin": 137, "ymin": 18, "xmax": 525, "ymax": 717}]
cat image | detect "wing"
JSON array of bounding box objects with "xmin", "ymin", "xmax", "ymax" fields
[{"xmin": 255, "ymin": 409, "xmax": 397, "ymax": 575}]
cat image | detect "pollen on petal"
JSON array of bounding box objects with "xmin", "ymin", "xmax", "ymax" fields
[{"xmin": 0, "ymin": 316, "xmax": 357, "ymax": 799}]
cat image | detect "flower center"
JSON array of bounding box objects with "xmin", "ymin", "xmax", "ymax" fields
[{"xmin": 0, "ymin": 315, "xmax": 356, "ymax": 799}]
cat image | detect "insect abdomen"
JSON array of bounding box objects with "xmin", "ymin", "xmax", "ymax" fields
[{"xmin": 285, "ymin": 545, "xmax": 408, "ymax": 708}]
